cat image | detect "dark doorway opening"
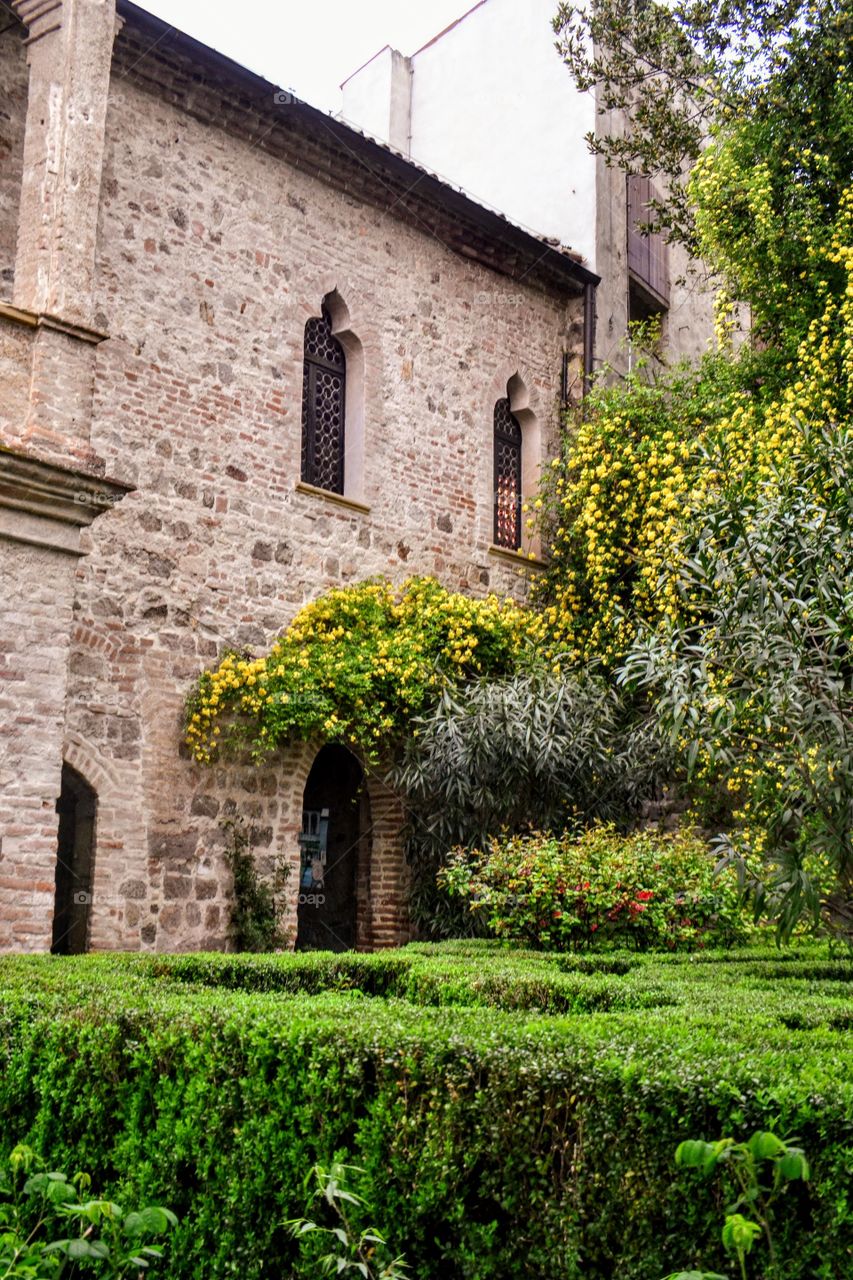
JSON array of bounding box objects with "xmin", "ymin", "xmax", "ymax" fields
[
  {"xmin": 53, "ymin": 763, "xmax": 97, "ymax": 955},
  {"xmin": 297, "ymin": 745, "xmax": 366, "ymax": 952}
]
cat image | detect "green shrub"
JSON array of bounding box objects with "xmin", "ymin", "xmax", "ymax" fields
[
  {"xmin": 440, "ymin": 825, "xmax": 751, "ymax": 950},
  {"xmin": 395, "ymin": 672, "xmax": 672, "ymax": 938},
  {"xmin": 0, "ymin": 948, "xmax": 850, "ymax": 1279},
  {"xmin": 221, "ymin": 817, "xmax": 290, "ymax": 952},
  {"xmin": 0, "ymin": 1142, "xmax": 176, "ymax": 1277}
]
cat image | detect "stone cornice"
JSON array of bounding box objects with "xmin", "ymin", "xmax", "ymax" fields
[
  {"xmin": 0, "ymin": 446, "xmax": 132, "ymax": 553},
  {"xmin": 0, "ymin": 301, "xmax": 109, "ymax": 345}
]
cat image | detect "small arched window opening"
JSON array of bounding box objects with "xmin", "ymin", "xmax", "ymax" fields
[
  {"xmin": 493, "ymin": 396, "xmax": 523, "ymax": 549},
  {"xmin": 301, "ymin": 306, "xmax": 347, "ymax": 494},
  {"xmin": 53, "ymin": 763, "xmax": 96, "ymax": 955}
]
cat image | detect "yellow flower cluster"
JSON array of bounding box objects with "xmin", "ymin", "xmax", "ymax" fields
[
  {"xmin": 535, "ymin": 183, "xmax": 853, "ymax": 668},
  {"xmin": 534, "ymin": 389, "xmax": 710, "ymax": 665},
  {"xmin": 186, "ymin": 577, "xmax": 541, "ymax": 763}
]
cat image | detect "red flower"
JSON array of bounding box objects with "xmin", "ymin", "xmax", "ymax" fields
[
  {"xmin": 590, "ymin": 923, "xmax": 599, "ymax": 932},
  {"xmin": 636, "ymin": 890, "xmax": 654, "ymax": 901}
]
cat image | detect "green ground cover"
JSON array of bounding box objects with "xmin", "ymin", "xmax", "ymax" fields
[{"xmin": 0, "ymin": 944, "xmax": 850, "ymax": 1278}]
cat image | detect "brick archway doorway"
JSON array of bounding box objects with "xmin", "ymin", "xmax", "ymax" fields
[
  {"xmin": 52, "ymin": 764, "xmax": 96, "ymax": 954},
  {"xmin": 297, "ymin": 744, "xmax": 369, "ymax": 952}
]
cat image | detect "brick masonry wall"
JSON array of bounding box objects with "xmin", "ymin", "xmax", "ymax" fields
[
  {"xmin": 0, "ymin": 24, "xmax": 27, "ymax": 301},
  {"xmin": 0, "ymin": 315, "xmax": 33, "ymax": 430},
  {"xmin": 0, "ymin": 538, "xmax": 80, "ymax": 951},
  {"xmin": 2, "ymin": 21, "xmax": 584, "ymax": 952}
]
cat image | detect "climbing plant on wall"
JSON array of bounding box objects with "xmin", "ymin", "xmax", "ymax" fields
[{"xmin": 185, "ymin": 577, "xmax": 543, "ymax": 764}]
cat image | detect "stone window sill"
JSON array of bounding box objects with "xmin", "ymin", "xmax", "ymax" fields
[
  {"xmin": 487, "ymin": 543, "xmax": 547, "ymax": 570},
  {"xmin": 294, "ymin": 482, "xmax": 370, "ymax": 514}
]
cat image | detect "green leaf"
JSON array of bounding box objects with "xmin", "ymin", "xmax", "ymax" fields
[
  {"xmin": 748, "ymin": 1131, "xmax": 785, "ymax": 1161},
  {"xmin": 721, "ymin": 1214, "xmax": 762, "ymax": 1256},
  {"xmin": 779, "ymin": 1149, "xmax": 810, "ymax": 1181},
  {"xmin": 662, "ymin": 1273, "xmax": 728, "ymax": 1279},
  {"xmin": 676, "ymin": 1140, "xmax": 717, "ymax": 1171}
]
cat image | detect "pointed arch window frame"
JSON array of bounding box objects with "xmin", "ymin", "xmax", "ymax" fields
[{"xmin": 301, "ymin": 306, "xmax": 347, "ymax": 495}]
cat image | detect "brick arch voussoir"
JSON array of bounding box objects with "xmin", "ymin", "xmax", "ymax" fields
[
  {"xmin": 62, "ymin": 732, "xmax": 122, "ymax": 798},
  {"xmin": 70, "ymin": 623, "xmax": 123, "ymax": 664}
]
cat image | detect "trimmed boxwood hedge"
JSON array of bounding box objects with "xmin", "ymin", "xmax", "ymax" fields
[{"xmin": 0, "ymin": 944, "xmax": 850, "ymax": 1279}]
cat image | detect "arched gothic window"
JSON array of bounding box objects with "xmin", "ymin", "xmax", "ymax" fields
[
  {"xmin": 301, "ymin": 308, "xmax": 346, "ymax": 494},
  {"xmin": 493, "ymin": 396, "xmax": 522, "ymax": 549}
]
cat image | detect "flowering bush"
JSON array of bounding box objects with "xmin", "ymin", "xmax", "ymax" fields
[
  {"xmin": 439, "ymin": 825, "xmax": 750, "ymax": 951},
  {"xmin": 535, "ymin": 148, "xmax": 853, "ymax": 674},
  {"xmin": 532, "ymin": 282, "xmax": 838, "ymax": 672},
  {"xmin": 620, "ymin": 190, "xmax": 853, "ymax": 941},
  {"xmin": 532, "ymin": 352, "xmax": 741, "ymax": 666},
  {"xmin": 185, "ymin": 577, "xmax": 541, "ymax": 763}
]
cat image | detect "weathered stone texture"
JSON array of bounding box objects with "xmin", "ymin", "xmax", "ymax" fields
[
  {"xmin": 0, "ymin": 539, "xmax": 77, "ymax": 951},
  {"xmin": 0, "ymin": 24, "xmax": 27, "ymax": 300}
]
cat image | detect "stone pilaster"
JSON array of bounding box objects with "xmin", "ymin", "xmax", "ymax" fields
[
  {"xmin": 0, "ymin": 447, "xmax": 129, "ymax": 951},
  {"xmin": 8, "ymin": 0, "xmax": 119, "ymax": 465},
  {"xmin": 11, "ymin": 0, "xmax": 119, "ymax": 327}
]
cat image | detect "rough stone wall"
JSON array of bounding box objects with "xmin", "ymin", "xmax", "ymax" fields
[
  {"xmin": 0, "ymin": 314, "xmax": 33, "ymax": 430},
  {"xmin": 0, "ymin": 538, "xmax": 78, "ymax": 951},
  {"xmin": 55, "ymin": 44, "xmax": 581, "ymax": 952},
  {"xmin": 0, "ymin": 23, "xmax": 27, "ymax": 301}
]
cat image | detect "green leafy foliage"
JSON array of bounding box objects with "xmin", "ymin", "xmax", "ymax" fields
[
  {"xmin": 394, "ymin": 671, "xmax": 672, "ymax": 936},
  {"xmin": 439, "ymin": 826, "xmax": 750, "ymax": 950},
  {"xmin": 553, "ymin": 0, "xmax": 851, "ymax": 338},
  {"xmin": 0, "ymin": 947, "xmax": 849, "ymax": 1279},
  {"xmin": 0, "ymin": 1144, "xmax": 176, "ymax": 1278},
  {"xmin": 221, "ymin": 817, "xmax": 290, "ymax": 952},
  {"xmin": 285, "ymin": 1164, "xmax": 410, "ymax": 1279},
  {"xmin": 622, "ymin": 424, "xmax": 853, "ymax": 941},
  {"xmin": 542, "ymin": 0, "xmax": 853, "ymax": 942},
  {"xmin": 665, "ymin": 1132, "xmax": 810, "ymax": 1280}
]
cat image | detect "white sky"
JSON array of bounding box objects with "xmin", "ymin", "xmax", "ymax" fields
[{"xmin": 135, "ymin": 0, "xmax": 474, "ymax": 115}]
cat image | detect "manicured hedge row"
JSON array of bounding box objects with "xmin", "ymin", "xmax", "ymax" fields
[{"xmin": 0, "ymin": 947, "xmax": 850, "ymax": 1279}]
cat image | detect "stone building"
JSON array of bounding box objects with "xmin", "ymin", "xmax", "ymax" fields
[{"xmin": 0, "ymin": 0, "xmax": 599, "ymax": 953}]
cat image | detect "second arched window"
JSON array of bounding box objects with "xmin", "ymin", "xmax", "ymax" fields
[
  {"xmin": 301, "ymin": 308, "xmax": 346, "ymax": 494},
  {"xmin": 493, "ymin": 396, "xmax": 522, "ymax": 550}
]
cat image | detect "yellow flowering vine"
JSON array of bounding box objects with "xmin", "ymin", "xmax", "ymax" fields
[{"xmin": 186, "ymin": 576, "xmax": 543, "ymax": 763}]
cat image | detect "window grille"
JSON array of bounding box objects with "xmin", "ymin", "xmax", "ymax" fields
[
  {"xmin": 301, "ymin": 309, "xmax": 346, "ymax": 493},
  {"xmin": 493, "ymin": 397, "xmax": 522, "ymax": 549}
]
